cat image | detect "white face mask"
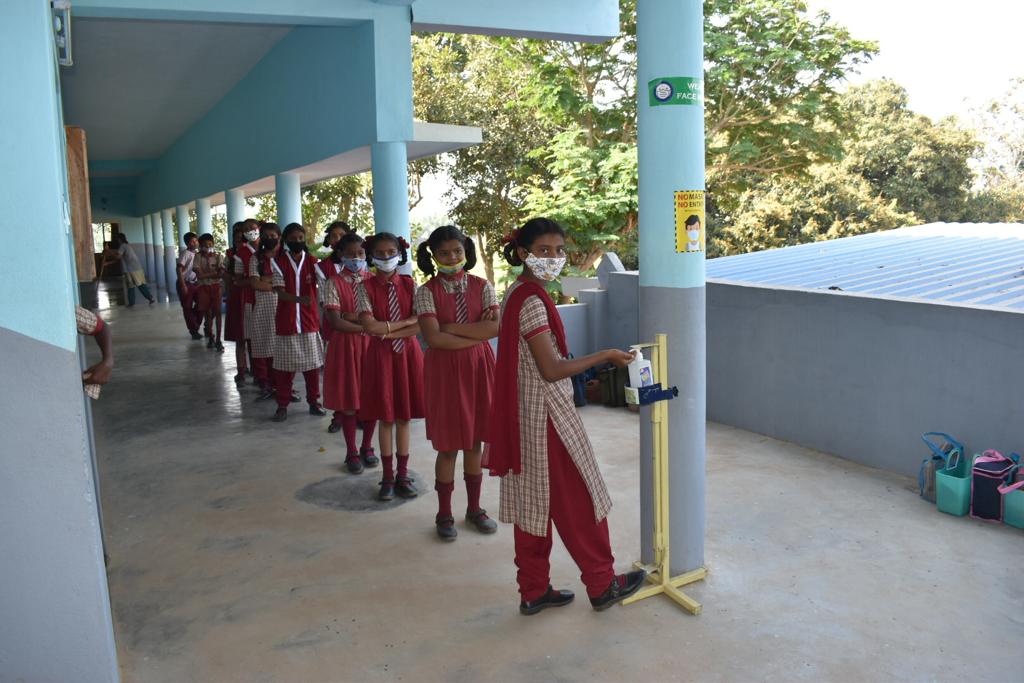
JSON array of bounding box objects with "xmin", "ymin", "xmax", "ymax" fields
[
  {"xmin": 373, "ymin": 255, "xmax": 400, "ymax": 273},
  {"xmin": 687, "ymin": 229, "xmax": 700, "ymax": 242},
  {"xmin": 245, "ymin": 230, "xmax": 260, "ymax": 242},
  {"xmin": 524, "ymin": 253, "xmax": 566, "ymax": 282}
]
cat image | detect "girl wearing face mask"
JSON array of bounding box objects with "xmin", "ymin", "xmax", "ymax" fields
[
  {"xmin": 356, "ymin": 232, "xmax": 424, "ymax": 501},
  {"xmin": 250, "ymin": 223, "xmax": 286, "ymax": 401},
  {"xmin": 193, "ymin": 233, "xmax": 225, "ymax": 352},
  {"xmin": 224, "ymin": 222, "xmax": 249, "ymax": 381},
  {"xmin": 268, "ymin": 223, "xmax": 326, "ymax": 422},
  {"xmin": 232, "ymin": 219, "xmax": 262, "ymax": 386},
  {"xmin": 315, "ymin": 221, "xmax": 352, "ymax": 345},
  {"xmin": 413, "ymin": 225, "xmax": 499, "ymax": 541},
  {"xmin": 322, "ymin": 232, "xmax": 378, "ymax": 472},
  {"xmin": 488, "ymin": 217, "xmax": 645, "ymax": 616}
]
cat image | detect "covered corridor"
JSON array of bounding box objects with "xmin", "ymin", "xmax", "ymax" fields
[{"xmin": 92, "ymin": 304, "xmax": 1021, "ymax": 682}]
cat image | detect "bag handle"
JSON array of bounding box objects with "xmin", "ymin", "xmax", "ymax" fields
[
  {"xmin": 997, "ymin": 476, "xmax": 1024, "ymax": 495},
  {"xmin": 921, "ymin": 432, "xmax": 962, "ymax": 461},
  {"xmin": 976, "ymin": 449, "xmax": 1011, "ymax": 466}
]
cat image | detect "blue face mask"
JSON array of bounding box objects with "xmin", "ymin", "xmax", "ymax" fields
[{"xmin": 342, "ymin": 257, "xmax": 367, "ymax": 273}]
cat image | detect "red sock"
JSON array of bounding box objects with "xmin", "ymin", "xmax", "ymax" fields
[
  {"xmin": 381, "ymin": 455, "xmax": 395, "ymax": 483},
  {"xmin": 465, "ymin": 472, "xmax": 483, "ymax": 512},
  {"xmin": 341, "ymin": 414, "xmax": 358, "ymax": 454},
  {"xmin": 396, "ymin": 454, "xmax": 410, "ymax": 480},
  {"xmin": 361, "ymin": 420, "xmax": 377, "ymax": 450},
  {"xmin": 435, "ymin": 480, "xmax": 454, "ymax": 519}
]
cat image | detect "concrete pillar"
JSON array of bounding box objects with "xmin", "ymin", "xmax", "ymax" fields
[
  {"xmin": 152, "ymin": 211, "xmax": 166, "ymax": 300},
  {"xmin": 370, "ymin": 142, "xmax": 409, "ymax": 241},
  {"xmin": 196, "ymin": 197, "xmax": 213, "ymax": 237},
  {"xmin": 142, "ymin": 214, "xmax": 155, "ymax": 281},
  {"xmin": 275, "ymin": 172, "xmax": 302, "ymax": 226},
  {"xmin": 170, "ymin": 205, "xmax": 190, "ymax": 300},
  {"xmin": 225, "ymin": 188, "xmax": 246, "ymax": 230},
  {"xmin": 637, "ymin": 0, "xmax": 706, "ymax": 573}
]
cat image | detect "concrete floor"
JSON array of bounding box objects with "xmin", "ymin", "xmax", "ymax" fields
[{"xmin": 90, "ymin": 302, "xmax": 1024, "ymax": 683}]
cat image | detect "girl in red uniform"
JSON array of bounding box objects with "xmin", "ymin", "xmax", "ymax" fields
[
  {"xmin": 414, "ymin": 226, "xmax": 499, "ymax": 540},
  {"xmin": 315, "ymin": 221, "xmax": 352, "ymax": 340},
  {"xmin": 270, "ymin": 223, "xmax": 326, "ymax": 422},
  {"xmin": 193, "ymin": 233, "xmax": 225, "ymax": 352},
  {"xmin": 323, "ymin": 232, "xmax": 379, "ymax": 473},
  {"xmin": 223, "ymin": 222, "xmax": 248, "ymax": 383},
  {"xmin": 233, "ymin": 220, "xmax": 261, "ymax": 386},
  {"xmin": 356, "ymin": 232, "xmax": 424, "ymax": 501},
  {"xmin": 250, "ymin": 223, "xmax": 285, "ymax": 401}
]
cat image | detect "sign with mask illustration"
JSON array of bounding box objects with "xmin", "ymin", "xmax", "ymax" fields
[{"xmin": 674, "ymin": 191, "xmax": 705, "ymax": 253}]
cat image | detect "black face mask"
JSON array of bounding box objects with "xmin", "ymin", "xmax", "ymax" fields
[
  {"xmin": 262, "ymin": 238, "xmax": 279, "ymax": 251},
  {"xmin": 286, "ymin": 240, "xmax": 306, "ymax": 253}
]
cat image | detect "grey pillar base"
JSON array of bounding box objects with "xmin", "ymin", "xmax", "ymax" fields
[{"xmin": 639, "ymin": 285, "xmax": 706, "ymax": 574}]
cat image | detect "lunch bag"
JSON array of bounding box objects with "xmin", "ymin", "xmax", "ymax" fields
[
  {"xmin": 919, "ymin": 432, "xmax": 962, "ymax": 503},
  {"xmin": 971, "ymin": 450, "xmax": 1019, "ymax": 522}
]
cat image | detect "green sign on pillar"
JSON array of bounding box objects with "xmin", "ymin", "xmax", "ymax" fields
[{"xmin": 648, "ymin": 76, "xmax": 703, "ymax": 107}]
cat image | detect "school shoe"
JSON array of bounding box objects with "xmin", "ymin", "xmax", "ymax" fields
[
  {"xmin": 360, "ymin": 447, "xmax": 379, "ymax": 467},
  {"xmin": 589, "ymin": 570, "xmax": 646, "ymax": 612},
  {"xmin": 190, "ymin": 331, "xmax": 203, "ymax": 340},
  {"xmin": 436, "ymin": 516, "xmax": 457, "ymax": 542},
  {"xmin": 327, "ymin": 420, "xmax": 342, "ymax": 434},
  {"xmin": 378, "ymin": 480, "xmax": 396, "ymax": 501},
  {"xmin": 308, "ymin": 403, "xmax": 327, "ymax": 416},
  {"xmin": 271, "ymin": 407, "xmax": 287, "ymax": 423},
  {"xmin": 465, "ymin": 509, "xmax": 498, "ymax": 534},
  {"xmin": 289, "ymin": 392, "xmax": 301, "ymax": 403},
  {"xmin": 234, "ymin": 373, "xmax": 246, "ymax": 386},
  {"xmin": 206, "ymin": 337, "xmax": 215, "ymax": 349},
  {"xmin": 344, "ymin": 453, "xmax": 364, "ymax": 474},
  {"xmin": 255, "ymin": 388, "xmax": 276, "ymax": 402},
  {"xmin": 395, "ymin": 476, "xmax": 418, "ymax": 499},
  {"xmin": 215, "ymin": 342, "xmax": 225, "ymax": 353},
  {"xmin": 520, "ymin": 586, "xmax": 575, "ymax": 616}
]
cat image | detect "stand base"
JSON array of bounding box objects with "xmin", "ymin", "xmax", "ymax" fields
[{"xmin": 623, "ymin": 562, "xmax": 706, "ymax": 615}]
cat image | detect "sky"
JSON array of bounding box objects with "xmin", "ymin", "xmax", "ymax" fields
[{"xmin": 805, "ymin": 0, "xmax": 1023, "ymax": 121}]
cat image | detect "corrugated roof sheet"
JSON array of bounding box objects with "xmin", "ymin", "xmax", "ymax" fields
[{"xmin": 706, "ymin": 223, "xmax": 1024, "ymax": 311}]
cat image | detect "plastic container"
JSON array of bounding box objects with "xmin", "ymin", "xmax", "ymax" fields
[
  {"xmin": 935, "ymin": 451, "xmax": 973, "ymax": 517},
  {"xmin": 998, "ymin": 471, "xmax": 1024, "ymax": 530},
  {"xmin": 627, "ymin": 354, "xmax": 654, "ymax": 388}
]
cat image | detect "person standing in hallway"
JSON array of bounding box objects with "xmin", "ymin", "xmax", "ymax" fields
[
  {"xmin": 356, "ymin": 233, "xmax": 424, "ymax": 502},
  {"xmin": 488, "ymin": 217, "xmax": 645, "ymax": 615},
  {"xmin": 414, "ymin": 225, "xmax": 499, "ymax": 541},
  {"xmin": 251, "ymin": 223, "xmax": 290, "ymax": 402},
  {"xmin": 269, "ymin": 223, "xmax": 326, "ymax": 422},
  {"xmin": 112, "ymin": 234, "xmax": 154, "ymax": 306},
  {"xmin": 193, "ymin": 233, "xmax": 225, "ymax": 352},
  {"xmin": 322, "ymin": 232, "xmax": 378, "ymax": 472},
  {"xmin": 232, "ymin": 221, "xmax": 261, "ymax": 385},
  {"xmin": 176, "ymin": 231, "xmax": 202, "ymax": 340}
]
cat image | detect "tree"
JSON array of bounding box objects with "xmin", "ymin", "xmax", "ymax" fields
[{"xmin": 839, "ymin": 80, "xmax": 977, "ymax": 224}]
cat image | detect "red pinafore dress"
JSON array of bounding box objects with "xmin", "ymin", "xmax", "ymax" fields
[{"xmin": 322, "ymin": 269, "xmax": 372, "ymax": 412}]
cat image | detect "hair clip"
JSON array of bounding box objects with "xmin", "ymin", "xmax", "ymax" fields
[
  {"xmin": 502, "ymin": 229, "xmax": 520, "ymax": 245},
  {"xmin": 398, "ymin": 237, "xmax": 410, "ymax": 250}
]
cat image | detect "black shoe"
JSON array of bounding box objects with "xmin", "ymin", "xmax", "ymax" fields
[
  {"xmin": 327, "ymin": 420, "xmax": 342, "ymax": 434},
  {"xmin": 234, "ymin": 373, "xmax": 246, "ymax": 386},
  {"xmin": 361, "ymin": 447, "xmax": 379, "ymax": 467},
  {"xmin": 308, "ymin": 403, "xmax": 327, "ymax": 416},
  {"xmin": 345, "ymin": 454, "xmax": 364, "ymax": 474},
  {"xmin": 206, "ymin": 337, "xmax": 215, "ymax": 349},
  {"xmin": 589, "ymin": 570, "xmax": 646, "ymax": 611},
  {"xmin": 465, "ymin": 508, "xmax": 498, "ymax": 534},
  {"xmin": 378, "ymin": 480, "xmax": 395, "ymax": 501},
  {"xmin": 271, "ymin": 407, "xmax": 287, "ymax": 423},
  {"xmin": 190, "ymin": 331, "xmax": 203, "ymax": 340},
  {"xmin": 215, "ymin": 342, "xmax": 225, "ymax": 353},
  {"xmin": 436, "ymin": 516, "xmax": 457, "ymax": 542},
  {"xmin": 395, "ymin": 476, "xmax": 418, "ymax": 498},
  {"xmin": 255, "ymin": 388, "xmax": 276, "ymax": 402},
  {"xmin": 520, "ymin": 586, "xmax": 575, "ymax": 616},
  {"xmin": 289, "ymin": 391, "xmax": 301, "ymax": 403}
]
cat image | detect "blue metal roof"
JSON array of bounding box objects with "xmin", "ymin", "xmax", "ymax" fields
[{"xmin": 706, "ymin": 223, "xmax": 1024, "ymax": 311}]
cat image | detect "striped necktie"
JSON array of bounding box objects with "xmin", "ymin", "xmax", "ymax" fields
[
  {"xmin": 454, "ymin": 281, "xmax": 469, "ymax": 324},
  {"xmin": 387, "ymin": 281, "xmax": 405, "ymax": 353}
]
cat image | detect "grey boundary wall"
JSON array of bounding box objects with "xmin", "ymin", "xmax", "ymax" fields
[{"xmin": 557, "ymin": 258, "xmax": 1023, "ymax": 477}]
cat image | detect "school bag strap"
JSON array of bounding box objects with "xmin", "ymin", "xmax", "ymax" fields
[{"xmin": 921, "ymin": 432, "xmax": 962, "ymax": 461}]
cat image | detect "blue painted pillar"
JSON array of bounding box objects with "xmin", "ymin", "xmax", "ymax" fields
[
  {"xmin": 142, "ymin": 213, "xmax": 154, "ymax": 282},
  {"xmin": 371, "ymin": 142, "xmax": 409, "ymax": 241},
  {"xmin": 152, "ymin": 211, "xmax": 166, "ymax": 300},
  {"xmin": 275, "ymin": 172, "xmax": 302, "ymax": 226},
  {"xmin": 225, "ymin": 188, "xmax": 246, "ymax": 231},
  {"xmin": 170, "ymin": 205, "xmax": 189, "ymax": 300},
  {"xmin": 637, "ymin": 0, "xmax": 706, "ymax": 574},
  {"xmin": 196, "ymin": 197, "xmax": 213, "ymax": 237}
]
